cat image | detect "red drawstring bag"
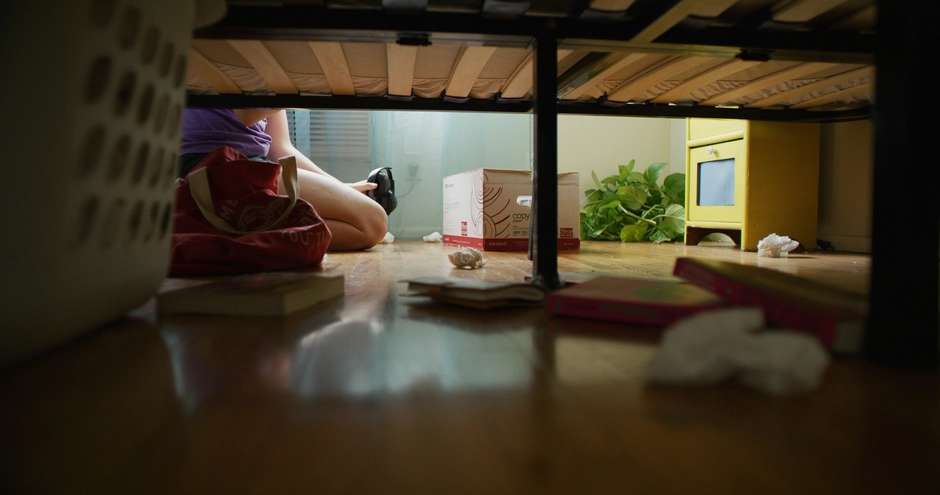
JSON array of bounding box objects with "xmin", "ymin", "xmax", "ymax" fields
[{"xmin": 169, "ymin": 146, "xmax": 331, "ymax": 276}]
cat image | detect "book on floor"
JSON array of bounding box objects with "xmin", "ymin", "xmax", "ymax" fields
[
  {"xmin": 545, "ymin": 275, "xmax": 727, "ymax": 326},
  {"xmin": 157, "ymin": 271, "xmax": 345, "ymax": 317},
  {"xmin": 400, "ymin": 276, "xmax": 548, "ymax": 310},
  {"xmin": 672, "ymin": 257, "xmax": 868, "ymax": 353}
]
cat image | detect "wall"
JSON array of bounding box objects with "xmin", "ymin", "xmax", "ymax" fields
[
  {"xmin": 379, "ymin": 113, "xmax": 676, "ymax": 239},
  {"xmin": 556, "ymin": 115, "xmax": 675, "ymax": 198},
  {"xmin": 817, "ymin": 119, "xmax": 873, "ymax": 253},
  {"xmin": 295, "ymin": 111, "xmax": 874, "ymax": 252}
]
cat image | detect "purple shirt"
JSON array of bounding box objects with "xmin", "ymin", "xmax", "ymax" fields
[{"xmin": 179, "ymin": 108, "xmax": 273, "ymax": 157}]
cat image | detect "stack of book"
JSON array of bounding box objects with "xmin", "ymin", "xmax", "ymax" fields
[{"xmin": 545, "ymin": 257, "xmax": 868, "ymax": 354}]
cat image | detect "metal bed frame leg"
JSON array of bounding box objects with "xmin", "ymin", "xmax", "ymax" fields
[
  {"xmin": 529, "ymin": 32, "xmax": 562, "ymax": 289},
  {"xmin": 866, "ymin": 0, "xmax": 939, "ymax": 366}
]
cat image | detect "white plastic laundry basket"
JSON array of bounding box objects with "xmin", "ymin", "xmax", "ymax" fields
[{"xmin": 0, "ymin": 0, "xmax": 219, "ymax": 365}]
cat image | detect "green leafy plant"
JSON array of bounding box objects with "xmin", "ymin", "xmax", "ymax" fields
[{"xmin": 580, "ymin": 160, "xmax": 686, "ymax": 244}]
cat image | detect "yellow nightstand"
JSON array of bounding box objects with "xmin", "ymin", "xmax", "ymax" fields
[{"xmin": 685, "ymin": 118, "xmax": 821, "ymax": 251}]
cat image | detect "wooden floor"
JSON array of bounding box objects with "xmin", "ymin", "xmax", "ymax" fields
[{"xmin": 1, "ymin": 241, "xmax": 937, "ymax": 494}]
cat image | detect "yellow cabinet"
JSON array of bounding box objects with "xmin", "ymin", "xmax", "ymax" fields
[{"xmin": 685, "ymin": 118, "xmax": 820, "ymax": 251}]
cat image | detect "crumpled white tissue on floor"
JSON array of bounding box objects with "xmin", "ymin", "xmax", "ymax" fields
[
  {"xmin": 380, "ymin": 232, "xmax": 395, "ymax": 244},
  {"xmin": 423, "ymin": 231, "xmax": 443, "ymax": 242},
  {"xmin": 448, "ymin": 247, "xmax": 486, "ymax": 269},
  {"xmin": 643, "ymin": 307, "xmax": 830, "ymax": 395},
  {"xmin": 757, "ymin": 233, "xmax": 800, "ymax": 258}
]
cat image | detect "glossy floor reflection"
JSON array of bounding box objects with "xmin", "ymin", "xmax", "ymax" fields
[{"xmin": 1, "ymin": 241, "xmax": 936, "ymax": 494}]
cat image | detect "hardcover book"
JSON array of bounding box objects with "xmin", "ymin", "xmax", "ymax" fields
[
  {"xmin": 157, "ymin": 271, "xmax": 344, "ymax": 317},
  {"xmin": 672, "ymin": 257, "xmax": 868, "ymax": 353},
  {"xmin": 400, "ymin": 276, "xmax": 548, "ymax": 310},
  {"xmin": 545, "ymin": 275, "xmax": 726, "ymax": 326}
]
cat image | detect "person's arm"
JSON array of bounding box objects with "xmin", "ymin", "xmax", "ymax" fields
[
  {"xmin": 265, "ymin": 110, "xmax": 376, "ymax": 192},
  {"xmin": 232, "ymin": 109, "xmax": 282, "ymax": 127}
]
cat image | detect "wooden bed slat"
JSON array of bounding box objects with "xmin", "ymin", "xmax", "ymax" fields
[
  {"xmin": 500, "ymin": 49, "xmax": 573, "ymax": 99},
  {"xmin": 188, "ymin": 48, "xmax": 242, "ymax": 94},
  {"xmin": 650, "ymin": 58, "xmax": 760, "ymax": 103},
  {"xmin": 745, "ymin": 66, "xmax": 874, "ymax": 108},
  {"xmin": 789, "ymin": 81, "xmax": 873, "ymax": 109},
  {"xmin": 698, "ymin": 62, "xmax": 839, "ymax": 106},
  {"xmin": 499, "ymin": 52, "xmax": 534, "ymax": 99},
  {"xmin": 559, "ymin": 52, "xmax": 652, "ymax": 100},
  {"xmin": 226, "ymin": 40, "xmax": 298, "ymax": 94},
  {"xmin": 691, "ymin": 0, "xmax": 739, "ymax": 18},
  {"xmin": 773, "ymin": 0, "xmax": 849, "ymax": 24},
  {"xmin": 309, "ymin": 42, "xmax": 356, "ymax": 96},
  {"xmin": 829, "ymin": 4, "xmax": 876, "ymax": 31},
  {"xmin": 386, "ymin": 43, "xmax": 417, "ymax": 97},
  {"xmin": 445, "ymin": 46, "xmax": 498, "ymax": 98},
  {"xmin": 587, "ymin": 0, "xmax": 637, "ymax": 12},
  {"xmin": 607, "ymin": 55, "xmax": 713, "ymax": 102},
  {"xmin": 632, "ymin": 0, "xmax": 711, "ymax": 42},
  {"xmin": 560, "ymin": 0, "xmax": 711, "ymax": 100}
]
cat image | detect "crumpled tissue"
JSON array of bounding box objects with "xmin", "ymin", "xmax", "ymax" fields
[
  {"xmin": 424, "ymin": 231, "xmax": 443, "ymax": 243},
  {"xmin": 380, "ymin": 232, "xmax": 395, "ymax": 244},
  {"xmin": 643, "ymin": 307, "xmax": 830, "ymax": 395},
  {"xmin": 448, "ymin": 247, "xmax": 486, "ymax": 269},
  {"xmin": 757, "ymin": 233, "xmax": 800, "ymax": 258}
]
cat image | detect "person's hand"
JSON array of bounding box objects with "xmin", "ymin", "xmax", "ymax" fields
[{"xmin": 346, "ymin": 180, "xmax": 377, "ymax": 193}]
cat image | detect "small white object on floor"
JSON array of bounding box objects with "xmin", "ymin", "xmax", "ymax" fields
[
  {"xmin": 757, "ymin": 233, "xmax": 800, "ymax": 258},
  {"xmin": 643, "ymin": 307, "xmax": 830, "ymax": 396},
  {"xmin": 380, "ymin": 232, "xmax": 395, "ymax": 244},
  {"xmin": 448, "ymin": 247, "xmax": 486, "ymax": 269},
  {"xmin": 423, "ymin": 231, "xmax": 443, "ymax": 243}
]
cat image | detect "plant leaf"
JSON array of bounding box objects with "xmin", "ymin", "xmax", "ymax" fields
[
  {"xmin": 647, "ymin": 188, "xmax": 663, "ymax": 208},
  {"xmin": 598, "ymin": 198, "xmax": 621, "ymax": 212},
  {"xmin": 601, "ymin": 176, "xmax": 620, "ymax": 187},
  {"xmin": 620, "ymin": 222, "xmax": 648, "ymax": 242},
  {"xmin": 643, "ymin": 162, "xmax": 668, "ymax": 185},
  {"xmin": 627, "ymin": 171, "xmax": 646, "ymax": 185},
  {"xmin": 649, "ymin": 229, "xmax": 672, "ymax": 244},
  {"xmin": 591, "ymin": 170, "xmax": 602, "ymax": 190},
  {"xmin": 618, "ymin": 160, "xmax": 636, "ymax": 181},
  {"xmin": 662, "ymin": 173, "xmax": 686, "ymax": 207},
  {"xmin": 658, "ymin": 204, "xmax": 686, "ymax": 236},
  {"xmin": 617, "ymin": 184, "xmax": 647, "ymax": 210}
]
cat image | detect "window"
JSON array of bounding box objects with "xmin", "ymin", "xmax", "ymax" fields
[{"xmin": 286, "ymin": 110, "xmax": 374, "ymax": 176}]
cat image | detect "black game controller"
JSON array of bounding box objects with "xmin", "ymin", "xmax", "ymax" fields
[{"xmin": 366, "ymin": 167, "xmax": 397, "ymax": 215}]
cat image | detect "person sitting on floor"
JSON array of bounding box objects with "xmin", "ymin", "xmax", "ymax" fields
[{"xmin": 178, "ymin": 108, "xmax": 388, "ymax": 251}]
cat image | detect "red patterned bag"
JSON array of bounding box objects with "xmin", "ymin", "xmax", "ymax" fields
[{"xmin": 169, "ymin": 146, "xmax": 331, "ymax": 276}]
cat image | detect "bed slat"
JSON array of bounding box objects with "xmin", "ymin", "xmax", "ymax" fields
[
  {"xmin": 698, "ymin": 61, "xmax": 838, "ymax": 106},
  {"xmin": 188, "ymin": 48, "xmax": 242, "ymax": 94},
  {"xmin": 746, "ymin": 65, "xmax": 874, "ymax": 108},
  {"xmin": 386, "ymin": 43, "xmax": 418, "ymax": 97},
  {"xmin": 308, "ymin": 42, "xmax": 356, "ymax": 96},
  {"xmin": 607, "ymin": 55, "xmax": 714, "ymax": 102},
  {"xmin": 498, "ymin": 52, "xmax": 534, "ymax": 99},
  {"xmin": 789, "ymin": 81, "xmax": 873, "ymax": 109},
  {"xmin": 632, "ymin": 0, "xmax": 712, "ymax": 42},
  {"xmin": 445, "ymin": 46, "xmax": 499, "ymax": 99},
  {"xmin": 650, "ymin": 58, "xmax": 760, "ymax": 103},
  {"xmin": 587, "ymin": 0, "xmax": 637, "ymax": 12},
  {"xmin": 226, "ymin": 40, "xmax": 298, "ymax": 94},
  {"xmin": 773, "ymin": 0, "xmax": 849, "ymax": 24},
  {"xmin": 690, "ymin": 0, "xmax": 739, "ymax": 19},
  {"xmin": 559, "ymin": 52, "xmax": 652, "ymax": 100}
]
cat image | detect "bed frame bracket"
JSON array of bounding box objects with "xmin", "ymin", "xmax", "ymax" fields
[{"xmin": 397, "ymin": 32, "xmax": 431, "ymax": 46}]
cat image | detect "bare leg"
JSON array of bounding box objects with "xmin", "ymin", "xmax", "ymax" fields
[{"xmin": 281, "ymin": 169, "xmax": 388, "ymax": 251}]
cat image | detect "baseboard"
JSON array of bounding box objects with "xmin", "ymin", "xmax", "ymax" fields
[
  {"xmin": 389, "ymin": 226, "xmax": 446, "ymax": 240},
  {"xmin": 816, "ymin": 234, "xmax": 871, "ymax": 253}
]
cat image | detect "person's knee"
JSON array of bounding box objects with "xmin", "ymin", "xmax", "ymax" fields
[{"xmin": 360, "ymin": 201, "xmax": 389, "ymax": 248}]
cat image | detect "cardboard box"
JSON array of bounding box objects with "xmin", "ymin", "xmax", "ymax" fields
[{"xmin": 442, "ymin": 169, "xmax": 580, "ymax": 251}]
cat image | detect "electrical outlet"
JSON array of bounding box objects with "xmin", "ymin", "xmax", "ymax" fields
[{"xmin": 405, "ymin": 152, "xmax": 422, "ymax": 179}]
